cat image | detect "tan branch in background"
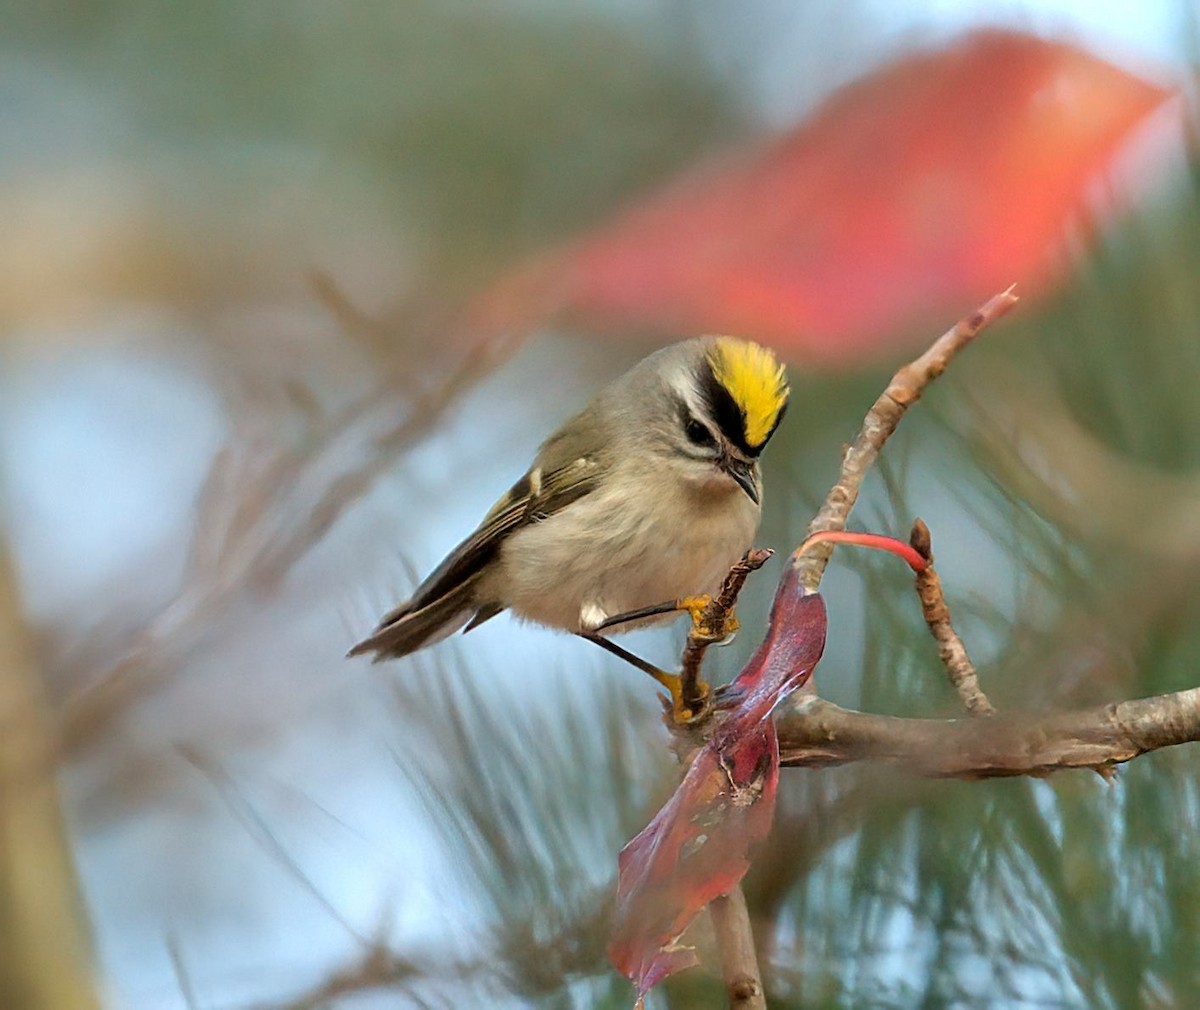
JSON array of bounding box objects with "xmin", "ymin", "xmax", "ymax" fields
[
  {"xmin": 0, "ymin": 543, "xmax": 100, "ymax": 1010},
  {"xmin": 60, "ymin": 294, "xmax": 520, "ymax": 756}
]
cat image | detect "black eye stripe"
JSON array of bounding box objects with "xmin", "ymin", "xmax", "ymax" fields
[{"xmin": 696, "ymin": 365, "xmax": 755, "ymax": 456}]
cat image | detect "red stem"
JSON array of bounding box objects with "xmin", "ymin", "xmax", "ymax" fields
[{"xmin": 794, "ymin": 530, "xmax": 929, "ymax": 573}]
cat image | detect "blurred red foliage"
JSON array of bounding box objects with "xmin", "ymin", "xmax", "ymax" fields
[{"xmin": 475, "ymin": 30, "xmax": 1173, "ymax": 362}]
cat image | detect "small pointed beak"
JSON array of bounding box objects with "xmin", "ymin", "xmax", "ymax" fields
[{"xmin": 721, "ymin": 456, "xmax": 759, "ymax": 505}]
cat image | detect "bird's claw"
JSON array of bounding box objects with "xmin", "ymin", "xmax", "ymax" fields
[
  {"xmin": 661, "ymin": 672, "xmax": 711, "ymax": 725},
  {"xmin": 678, "ymin": 594, "xmax": 739, "ymax": 643}
]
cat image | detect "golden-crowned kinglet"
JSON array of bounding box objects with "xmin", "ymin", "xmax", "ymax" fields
[{"xmin": 349, "ymin": 336, "xmax": 789, "ymax": 702}]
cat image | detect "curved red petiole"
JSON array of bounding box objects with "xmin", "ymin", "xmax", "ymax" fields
[{"xmin": 794, "ymin": 530, "xmax": 929, "ymax": 573}]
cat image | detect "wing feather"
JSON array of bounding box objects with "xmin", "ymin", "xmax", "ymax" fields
[
  {"xmin": 407, "ymin": 454, "xmax": 599, "ymax": 612},
  {"xmin": 354, "ymin": 454, "xmax": 602, "ymax": 657}
]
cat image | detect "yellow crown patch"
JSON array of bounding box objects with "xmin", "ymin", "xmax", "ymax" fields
[{"xmin": 708, "ymin": 337, "xmax": 789, "ymax": 447}]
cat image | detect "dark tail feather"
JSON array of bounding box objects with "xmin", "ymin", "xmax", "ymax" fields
[{"xmin": 348, "ymin": 579, "xmax": 482, "ymax": 662}]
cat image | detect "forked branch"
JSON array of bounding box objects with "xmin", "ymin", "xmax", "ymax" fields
[{"xmin": 663, "ymin": 289, "xmax": 1019, "ymax": 1010}]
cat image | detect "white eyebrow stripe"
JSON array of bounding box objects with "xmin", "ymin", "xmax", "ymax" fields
[{"xmin": 668, "ymin": 370, "xmax": 716, "ymax": 431}]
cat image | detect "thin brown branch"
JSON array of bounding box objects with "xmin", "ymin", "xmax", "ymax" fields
[
  {"xmin": 794, "ymin": 285, "xmax": 1019, "ymax": 593},
  {"xmin": 309, "ymin": 269, "xmax": 396, "ymax": 357},
  {"xmin": 679, "ymin": 549, "xmax": 774, "ymax": 717},
  {"xmin": 909, "ymin": 518, "xmax": 996, "ymax": 717},
  {"xmin": 710, "ymin": 888, "xmax": 767, "ymax": 1010},
  {"xmin": 776, "ymin": 688, "xmax": 1200, "ymax": 778}
]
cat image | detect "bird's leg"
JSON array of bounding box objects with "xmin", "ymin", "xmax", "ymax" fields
[
  {"xmin": 590, "ymin": 552, "xmax": 771, "ymax": 722},
  {"xmin": 591, "ymin": 600, "xmax": 686, "ymax": 630},
  {"xmin": 589, "ymin": 596, "xmax": 739, "ymax": 723},
  {"xmin": 577, "ymin": 633, "xmax": 700, "ymax": 723},
  {"xmin": 593, "ymin": 596, "xmax": 739, "ymax": 643}
]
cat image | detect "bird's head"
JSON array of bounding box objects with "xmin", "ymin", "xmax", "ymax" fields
[{"xmin": 666, "ymin": 336, "xmax": 790, "ymax": 504}]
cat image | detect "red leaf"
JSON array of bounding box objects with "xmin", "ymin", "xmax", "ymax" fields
[
  {"xmin": 607, "ymin": 569, "xmax": 827, "ymax": 1000},
  {"xmin": 473, "ymin": 30, "xmax": 1173, "ymax": 362},
  {"xmin": 607, "ymin": 727, "xmax": 780, "ymax": 999}
]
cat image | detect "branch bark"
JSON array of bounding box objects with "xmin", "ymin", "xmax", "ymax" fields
[
  {"xmin": 776, "ymin": 689, "xmax": 1200, "ymax": 778},
  {"xmin": 710, "ymin": 889, "xmax": 767, "ymax": 1010},
  {"xmin": 766, "ymin": 286, "xmax": 1200, "ymax": 783},
  {"xmin": 909, "ymin": 519, "xmax": 996, "ymax": 717}
]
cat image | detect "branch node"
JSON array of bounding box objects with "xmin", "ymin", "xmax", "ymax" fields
[{"xmin": 909, "ymin": 518, "xmax": 933, "ymax": 562}]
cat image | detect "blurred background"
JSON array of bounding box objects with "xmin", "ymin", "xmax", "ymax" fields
[{"xmin": 2, "ymin": 2, "xmax": 1199, "ymax": 1008}]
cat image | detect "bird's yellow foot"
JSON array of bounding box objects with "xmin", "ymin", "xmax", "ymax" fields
[
  {"xmin": 578, "ymin": 632, "xmax": 708, "ymax": 722},
  {"xmin": 653, "ymin": 669, "xmax": 711, "ymax": 724},
  {"xmin": 677, "ymin": 594, "xmax": 739, "ymax": 643}
]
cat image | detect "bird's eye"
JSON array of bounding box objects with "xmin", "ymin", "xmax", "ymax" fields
[{"xmin": 685, "ymin": 416, "xmax": 717, "ymax": 447}]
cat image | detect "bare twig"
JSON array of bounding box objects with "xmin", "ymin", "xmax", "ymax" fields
[
  {"xmin": 679, "ymin": 549, "xmax": 774, "ymax": 717},
  {"xmin": 309, "ymin": 269, "xmax": 396, "ymax": 356},
  {"xmin": 908, "ymin": 518, "xmax": 996, "ymax": 717},
  {"xmin": 776, "ymin": 688, "xmax": 1200, "ymax": 777},
  {"xmin": 710, "ymin": 889, "xmax": 767, "ymax": 1010},
  {"xmin": 794, "ymin": 286, "xmax": 1020, "ymax": 592}
]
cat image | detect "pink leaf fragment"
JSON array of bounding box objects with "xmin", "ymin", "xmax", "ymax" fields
[{"xmin": 608, "ymin": 566, "xmax": 827, "ymax": 999}]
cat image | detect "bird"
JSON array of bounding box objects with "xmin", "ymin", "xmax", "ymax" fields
[{"xmin": 349, "ymin": 336, "xmax": 789, "ymax": 716}]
